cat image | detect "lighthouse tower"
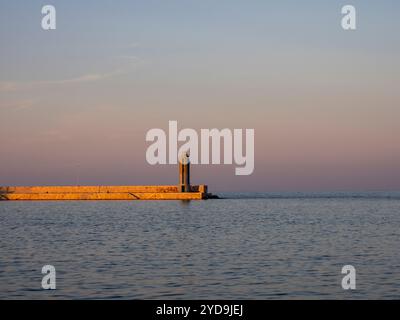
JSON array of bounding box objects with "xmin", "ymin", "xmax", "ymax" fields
[{"xmin": 179, "ymin": 152, "xmax": 191, "ymax": 192}]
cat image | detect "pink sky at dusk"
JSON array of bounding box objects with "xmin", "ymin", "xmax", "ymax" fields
[{"xmin": 1, "ymin": 1, "xmax": 399, "ymax": 192}]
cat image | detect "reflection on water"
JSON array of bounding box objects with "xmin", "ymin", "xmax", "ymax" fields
[{"xmin": 0, "ymin": 192, "xmax": 399, "ymax": 299}]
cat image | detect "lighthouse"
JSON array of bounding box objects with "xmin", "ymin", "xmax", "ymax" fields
[{"xmin": 179, "ymin": 152, "xmax": 191, "ymax": 192}]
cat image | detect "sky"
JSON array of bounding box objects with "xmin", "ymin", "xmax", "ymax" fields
[{"xmin": 0, "ymin": 0, "xmax": 399, "ymax": 192}]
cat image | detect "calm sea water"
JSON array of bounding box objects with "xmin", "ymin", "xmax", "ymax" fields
[{"xmin": 1, "ymin": 192, "xmax": 400, "ymax": 299}]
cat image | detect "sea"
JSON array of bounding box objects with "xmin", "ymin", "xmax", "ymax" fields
[{"xmin": 0, "ymin": 192, "xmax": 399, "ymax": 299}]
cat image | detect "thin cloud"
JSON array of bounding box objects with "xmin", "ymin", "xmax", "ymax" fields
[
  {"xmin": 0, "ymin": 99, "xmax": 36, "ymax": 110},
  {"xmin": 0, "ymin": 56, "xmax": 143, "ymax": 92},
  {"xmin": 0, "ymin": 82, "xmax": 17, "ymax": 92}
]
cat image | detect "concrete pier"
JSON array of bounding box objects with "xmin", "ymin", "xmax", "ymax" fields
[
  {"xmin": 0, "ymin": 155, "xmax": 217, "ymax": 200},
  {"xmin": 0, "ymin": 185, "xmax": 212, "ymax": 201}
]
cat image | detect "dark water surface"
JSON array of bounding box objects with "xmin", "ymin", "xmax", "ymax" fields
[{"xmin": 1, "ymin": 192, "xmax": 400, "ymax": 299}]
